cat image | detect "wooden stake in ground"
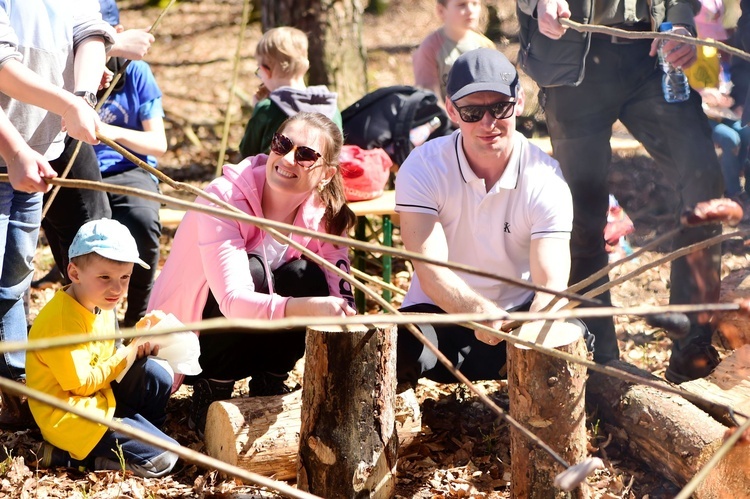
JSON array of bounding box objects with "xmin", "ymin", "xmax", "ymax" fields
[
  {"xmin": 297, "ymin": 324, "xmax": 398, "ymax": 498},
  {"xmin": 507, "ymin": 320, "xmax": 590, "ymax": 498}
]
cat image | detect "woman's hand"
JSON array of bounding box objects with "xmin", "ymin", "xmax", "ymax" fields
[{"xmin": 286, "ymin": 296, "xmax": 357, "ymax": 317}]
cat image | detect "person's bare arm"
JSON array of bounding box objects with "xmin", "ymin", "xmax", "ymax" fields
[
  {"xmin": 0, "ymin": 59, "xmax": 100, "ymax": 144},
  {"xmin": 400, "ymin": 210, "xmax": 508, "ymax": 344},
  {"xmin": 528, "ymin": 237, "xmax": 571, "ymax": 312},
  {"xmin": 74, "ymin": 37, "xmax": 107, "ymax": 95},
  {"xmin": 98, "ymin": 115, "xmax": 167, "ymax": 157}
]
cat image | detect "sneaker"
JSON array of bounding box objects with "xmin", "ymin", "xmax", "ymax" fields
[
  {"xmin": 188, "ymin": 378, "xmax": 234, "ymax": 437},
  {"xmin": 37, "ymin": 442, "xmax": 87, "ymax": 471},
  {"xmin": 249, "ymin": 372, "xmax": 292, "ymax": 397},
  {"xmin": 665, "ymin": 342, "xmax": 720, "ymax": 384},
  {"xmin": 0, "ymin": 382, "xmax": 37, "ymax": 430}
]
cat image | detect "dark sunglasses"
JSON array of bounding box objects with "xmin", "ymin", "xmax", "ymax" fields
[
  {"xmin": 271, "ymin": 133, "xmax": 322, "ymax": 169},
  {"xmin": 451, "ymin": 100, "xmax": 516, "ymax": 123}
]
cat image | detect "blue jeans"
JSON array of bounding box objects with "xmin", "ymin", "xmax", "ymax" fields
[
  {"xmin": 0, "ymin": 181, "xmax": 41, "ymax": 380},
  {"xmin": 709, "ymin": 119, "xmax": 750, "ymax": 197},
  {"xmin": 88, "ymin": 357, "xmax": 178, "ymax": 478}
]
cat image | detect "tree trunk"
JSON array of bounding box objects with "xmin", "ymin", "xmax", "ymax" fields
[
  {"xmin": 261, "ymin": 0, "xmax": 368, "ymax": 108},
  {"xmin": 297, "ymin": 324, "xmax": 398, "ymax": 498},
  {"xmin": 588, "ymin": 360, "xmax": 750, "ymax": 498},
  {"xmin": 507, "ymin": 321, "xmax": 590, "ymax": 499}
]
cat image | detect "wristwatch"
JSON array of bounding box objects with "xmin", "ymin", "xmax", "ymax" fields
[{"xmin": 74, "ymin": 90, "xmax": 97, "ymax": 108}]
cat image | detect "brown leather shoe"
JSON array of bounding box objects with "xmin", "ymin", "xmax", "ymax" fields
[{"xmin": 0, "ymin": 383, "xmax": 37, "ymax": 430}]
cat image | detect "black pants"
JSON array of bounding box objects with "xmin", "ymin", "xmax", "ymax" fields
[
  {"xmin": 197, "ymin": 255, "xmax": 329, "ymax": 381},
  {"xmin": 43, "ymin": 137, "xmax": 111, "ymax": 278},
  {"xmin": 103, "ymin": 168, "xmax": 161, "ymax": 327},
  {"xmin": 542, "ymin": 38, "xmax": 723, "ymax": 361},
  {"xmin": 396, "ymin": 302, "xmax": 592, "ymax": 385}
]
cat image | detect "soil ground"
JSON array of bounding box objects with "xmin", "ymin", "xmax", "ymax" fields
[{"xmin": 1, "ymin": 1, "xmax": 749, "ymax": 498}]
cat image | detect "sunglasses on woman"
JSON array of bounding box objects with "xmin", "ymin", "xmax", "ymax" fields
[
  {"xmin": 451, "ymin": 100, "xmax": 516, "ymax": 123},
  {"xmin": 271, "ymin": 133, "xmax": 322, "ymax": 169}
]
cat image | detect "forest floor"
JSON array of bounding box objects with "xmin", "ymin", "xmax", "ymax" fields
[{"xmin": 1, "ymin": 0, "xmax": 749, "ymax": 497}]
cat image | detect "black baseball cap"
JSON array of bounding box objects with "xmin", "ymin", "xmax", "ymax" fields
[{"xmin": 446, "ymin": 48, "xmax": 518, "ymax": 101}]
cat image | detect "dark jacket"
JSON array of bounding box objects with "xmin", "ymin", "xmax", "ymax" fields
[{"xmin": 516, "ymin": 0, "xmax": 700, "ymax": 88}]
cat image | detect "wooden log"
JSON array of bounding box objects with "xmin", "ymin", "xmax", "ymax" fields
[
  {"xmin": 715, "ymin": 267, "xmax": 750, "ymax": 349},
  {"xmin": 204, "ymin": 388, "xmax": 420, "ymax": 482},
  {"xmin": 588, "ymin": 360, "xmax": 750, "ymax": 498},
  {"xmin": 297, "ymin": 324, "xmax": 398, "ymax": 498},
  {"xmin": 679, "ymin": 345, "xmax": 750, "ymax": 426},
  {"xmin": 507, "ymin": 320, "xmax": 589, "ymax": 499},
  {"xmin": 204, "ymin": 390, "xmax": 302, "ymax": 481}
]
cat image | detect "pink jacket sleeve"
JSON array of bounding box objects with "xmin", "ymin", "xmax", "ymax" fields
[{"xmin": 195, "ymin": 194, "xmax": 290, "ymax": 320}]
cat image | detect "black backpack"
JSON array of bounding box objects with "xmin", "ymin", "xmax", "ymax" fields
[{"xmin": 341, "ymin": 85, "xmax": 452, "ymax": 166}]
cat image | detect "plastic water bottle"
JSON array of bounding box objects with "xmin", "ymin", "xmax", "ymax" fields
[
  {"xmin": 658, "ymin": 22, "xmax": 690, "ymax": 103},
  {"xmin": 409, "ymin": 116, "xmax": 442, "ymax": 147}
]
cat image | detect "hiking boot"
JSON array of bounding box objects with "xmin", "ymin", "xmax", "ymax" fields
[
  {"xmin": 249, "ymin": 372, "xmax": 293, "ymax": 397},
  {"xmin": 188, "ymin": 378, "xmax": 234, "ymax": 437},
  {"xmin": 0, "ymin": 382, "xmax": 36, "ymax": 430},
  {"xmin": 665, "ymin": 342, "xmax": 721, "ymax": 384}
]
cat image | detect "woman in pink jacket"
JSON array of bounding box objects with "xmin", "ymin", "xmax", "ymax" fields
[{"xmin": 148, "ymin": 112, "xmax": 357, "ymax": 435}]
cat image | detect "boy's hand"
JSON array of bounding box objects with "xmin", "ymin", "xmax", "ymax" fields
[{"xmin": 135, "ymin": 341, "xmax": 160, "ymax": 359}]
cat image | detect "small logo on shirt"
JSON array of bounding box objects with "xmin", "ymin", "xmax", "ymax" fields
[{"xmin": 504, "ymin": 222, "xmax": 511, "ymax": 233}]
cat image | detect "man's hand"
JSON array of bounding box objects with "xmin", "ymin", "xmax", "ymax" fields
[
  {"xmin": 7, "ymin": 147, "xmax": 57, "ymax": 193},
  {"xmin": 61, "ymin": 99, "xmax": 100, "ymax": 145},
  {"xmin": 537, "ymin": 0, "xmax": 571, "ymax": 39},
  {"xmin": 474, "ymin": 317, "xmax": 512, "ymax": 345},
  {"xmin": 110, "ymin": 29, "xmax": 154, "ymax": 60},
  {"xmin": 649, "ymin": 25, "xmax": 697, "ymax": 69}
]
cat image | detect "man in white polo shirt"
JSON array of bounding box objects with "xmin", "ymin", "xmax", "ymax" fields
[{"xmin": 395, "ymin": 48, "xmax": 591, "ymax": 383}]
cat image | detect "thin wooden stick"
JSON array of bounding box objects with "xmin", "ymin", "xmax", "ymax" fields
[
  {"xmin": 215, "ymin": 0, "xmax": 252, "ymax": 176},
  {"xmin": 0, "ymin": 377, "xmax": 319, "ymax": 499},
  {"xmin": 559, "ymin": 18, "xmax": 750, "ymax": 62},
  {"xmin": 41, "ymin": 140, "xmax": 82, "ymax": 217},
  {"xmin": 582, "ymin": 228, "xmax": 750, "ymax": 299}
]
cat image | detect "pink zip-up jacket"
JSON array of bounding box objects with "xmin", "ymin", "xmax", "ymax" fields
[{"xmin": 148, "ymin": 155, "xmax": 354, "ymax": 387}]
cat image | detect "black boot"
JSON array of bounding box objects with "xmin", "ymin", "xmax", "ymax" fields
[
  {"xmin": 249, "ymin": 372, "xmax": 293, "ymax": 397},
  {"xmin": 188, "ymin": 378, "xmax": 234, "ymax": 437}
]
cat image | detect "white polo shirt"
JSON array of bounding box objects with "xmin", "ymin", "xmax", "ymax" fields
[{"xmin": 395, "ymin": 130, "xmax": 573, "ymax": 310}]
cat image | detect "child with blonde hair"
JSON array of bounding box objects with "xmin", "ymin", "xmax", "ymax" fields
[
  {"xmin": 27, "ymin": 219, "xmax": 178, "ymax": 477},
  {"xmin": 412, "ymin": 0, "xmax": 495, "ymax": 101},
  {"xmin": 239, "ymin": 27, "xmax": 342, "ymax": 158}
]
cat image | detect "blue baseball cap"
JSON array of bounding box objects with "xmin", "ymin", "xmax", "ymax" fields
[
  {"xmin": 69, "ymin": 219, "xmax": 150, "ymax": 269},
  {"xmin": 99, "ymin": 0, "xmax": 121, "ymax": 27},
  {"xmin": 446, "ymin": 48, "xmax": 518, "ymax": 101}
]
